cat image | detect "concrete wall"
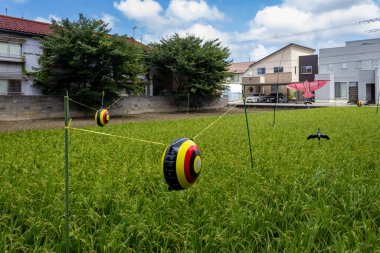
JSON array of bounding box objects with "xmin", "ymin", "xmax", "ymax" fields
[{"xmin": 0, "ymin": 95, "xmax": 228, "ymax": 121}]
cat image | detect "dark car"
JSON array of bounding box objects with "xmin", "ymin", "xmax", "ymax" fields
[{"xmin": 264, "ymin": 93, "xmax": 287, "ymax": 103}]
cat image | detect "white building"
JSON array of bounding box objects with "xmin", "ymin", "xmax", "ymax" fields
[
  {"xmin": 225, "ymin": 62, "xmax": 253, "ymax": 101},
  {"xmin": 316, "ymin": 38, "xmax": 380, "ymax": 104},
  {"xmin": 0, "ymin": 15, "xmax": 52, "ymax": 95}
]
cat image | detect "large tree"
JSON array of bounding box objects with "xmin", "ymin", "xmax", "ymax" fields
[
  {"xmin": 32, "ymin": 14, "xmax": 144, "ymax": 105},
  {"xmin": 144, "ymin": 34, "xmax": 231, "ymax": 97}
]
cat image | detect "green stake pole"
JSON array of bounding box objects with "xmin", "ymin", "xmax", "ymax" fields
[
  {"xmin": 101, "ymin": 90, "xmax": 105, "ymax": 108},
  {"xmin": 243, "ymin": 99, "xmax": 254, "ymax": 169},
  {"xmin": 187, "ymin": 92, "xmax": 190, "ymax": 114},
  {"xmin": 64, "ymin": 92, "xmax": 70, "ymax": 253},
  {"xmin": 376, "ymin": 92, "xmax": 379, "ymax": 114}
]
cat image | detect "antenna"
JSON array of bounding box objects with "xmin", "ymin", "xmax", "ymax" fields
[{"xmin": 5, "ymin": 7, "xmax": 7, "ymax": 16}]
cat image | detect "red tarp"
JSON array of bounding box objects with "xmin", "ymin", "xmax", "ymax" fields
[{"xmin": 287, "ymin": 80, "xmax": 329, "ymax": 98}]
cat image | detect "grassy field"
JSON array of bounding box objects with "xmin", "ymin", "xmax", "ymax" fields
[{"xmin": 0, "ymin": 107, "xmax": 379, "ymax": 252}]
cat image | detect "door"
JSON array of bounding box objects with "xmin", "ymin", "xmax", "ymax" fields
[
  {"xmin": 366, "ymin": 83, "xmax": 375, "ymax": 104},
  {"xmin": 349, "ymin": 82, "xmax": 358, "ymax": 103}
]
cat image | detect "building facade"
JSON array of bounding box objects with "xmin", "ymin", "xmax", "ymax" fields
[
  {"xmin": 0, "ymin": 15, "xmax": 52, "ymax": 96},
  {"xmin": 242, "ymin": 43, "xmax": 316, "ymax": 98},
  {"xmin": 225, "ymin": 62, "xmax": 253, "ymax": 101},
  {"xmin": 315, "ymin": 38, "xmax": 380, "ymax": 104}
]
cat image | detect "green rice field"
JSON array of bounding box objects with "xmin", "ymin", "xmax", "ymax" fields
[{"xmin": 0, "ymin": 107, "xmax": 379, "ymax": 252}]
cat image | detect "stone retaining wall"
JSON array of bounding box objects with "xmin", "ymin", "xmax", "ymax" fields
[{"xmin": 0, "ymin": 95, "xmax": 227, "ymax": 121}]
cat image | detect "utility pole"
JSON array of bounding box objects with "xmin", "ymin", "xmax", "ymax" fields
[{"xmin": 132, "ymin": 26, "xmax": 137, "ymax": 38}]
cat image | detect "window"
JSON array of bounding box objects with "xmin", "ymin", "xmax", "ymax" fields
[
  {"xmin": 274, "ymin": 66, "xmax": 283, "ymax": 73},
  {"xmin": 328, "ymin": 63, "xmax": 334, "ymax": 70},
  {"xmin": 233, "ymin": 74, "xmax": 239, "ymax": 82},
  {"xmin": 372, "ymin": 59, "xmax": 379, "ymax": 68},
  {"xmin": 0, "ymin": 80, "xmax": 7, "ymax": 94},
  {"xmin": 301, "ymin": 66, "xmax": 312, "ymax": 74},
  {"xmin": 0, "ymin": 79, "xmax": 22, "ymax": 94},
  {"xmin": 355, "ymin": 61, "xmax": 362, "ymax": 69},
  {"xmin": 341, "ymin": 63, "xmax": 347, "ymax": 69},
  {"xmin": 335, "ymin": 82, "xmax": 347, "ymax": 98},
  {"xmin": 257, "ymin": 68, "xmax": 265, "ymax": 75},
  {"xmin": 271, "ymin": 85, "xmax": 278, "ymax": 92},
  {"xmin": 0, "ymin": 42, "xmax": 22, "ymax": 57},
  {"xmin": 349, "ymin": 82, "xmax": 358, "ymax": 87}
]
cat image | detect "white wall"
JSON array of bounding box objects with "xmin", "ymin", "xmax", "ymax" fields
[{"xmin": 22, "ymin": 37, "xmax": 43, "ymax": 95}]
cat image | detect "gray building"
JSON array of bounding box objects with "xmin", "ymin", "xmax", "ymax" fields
[{"xmin": 315, "ymin": 38, "xmax": 380, "ymax": 104}]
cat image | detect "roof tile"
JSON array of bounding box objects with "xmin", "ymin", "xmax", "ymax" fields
[{"xmin": 0, "ymin": 15, "xmax": 52, "ymax": 35}]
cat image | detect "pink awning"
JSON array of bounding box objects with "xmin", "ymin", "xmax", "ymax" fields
[{"xmin": 287, "ymin": 80, "xmax": 329, "ymax": 98}]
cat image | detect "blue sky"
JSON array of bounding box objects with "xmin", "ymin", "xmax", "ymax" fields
[{"xmin": 2, "ymin": 0, "xmax": 380, "ymax": 62}]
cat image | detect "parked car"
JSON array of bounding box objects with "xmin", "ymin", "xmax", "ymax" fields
[
  {"xmin": 264, "ymin": 93, "xmax": 287, "ymax": 103},
  {"xmin": 246, "ymin": 93, "xmax": 266, "ymax": 103}
]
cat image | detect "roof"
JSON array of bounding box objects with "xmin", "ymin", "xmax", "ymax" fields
[
  {"xmin": 0, "ymin": 15, "xmax": 52, "ymax": 36},
  {"xmin": 228, "ymin": 62, "xmax": 254, "ymax": 73},
  {"xmin": 0, "ymin": 15, "xmax": 144, "ymax": 46},
  {"xmin": 252, "ymin": 43, "xmax": 315, "ymax": 66}
]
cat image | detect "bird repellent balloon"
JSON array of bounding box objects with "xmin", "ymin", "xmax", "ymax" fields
[
  {"xmin": 95, "ymin": 109, "xmax": 110, "ymax": 127},
  {"xmin": 357, "ymin": 101, "xmax": 363, "ymax": 107},
  {"xmin": 161, "ymin": 138, "xmax": 202, "ymax": 191},
  {"xmin": 307, "ymin": 128, "xmax": 330, "ymax": 144}
]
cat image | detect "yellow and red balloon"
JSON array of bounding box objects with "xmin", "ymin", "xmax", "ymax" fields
[
  {"xmin": 95, "ymin": 109, "xmax": 110, "ymax": 127},
  {"xmin": 161, "ymin": 138, "xmax": 202, "ymax": 190}
]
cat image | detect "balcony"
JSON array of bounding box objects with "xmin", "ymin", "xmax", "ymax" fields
[
  {"xmin": 242, "ymin": 72, "xmax": 292, "ymax": 85},
  {"xmin": 242, "ymin": 76, "xmax": 264, "ymax": 85}
]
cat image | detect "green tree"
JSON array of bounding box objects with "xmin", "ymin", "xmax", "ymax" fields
[
  {"xmin": 32, "ymin": 14, "xmax": 144, "ymax": 105},
  {"xmin": 144, "ymin": 33, "xmax": 231, "ymax": 98}
]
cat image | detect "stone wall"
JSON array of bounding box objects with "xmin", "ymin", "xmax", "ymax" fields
[{"xmin": 0, "ymin": 95, "xmax": 228, "ymax": 121}]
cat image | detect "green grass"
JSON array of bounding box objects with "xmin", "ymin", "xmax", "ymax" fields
[{"xmin": 0, "ymin": 107, "xmax": 379, "ymax": 252}]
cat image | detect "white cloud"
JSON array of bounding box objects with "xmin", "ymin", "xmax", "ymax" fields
[
  {"xmin": 34, "ymin": 15, "xmax": 60, "ymax": 23},
  {"xmin": 113, "ymin": 0, "xmax": 166, "ymax": 28},
  {"xmin": 100, "ymin": 13, "xmax": 118, "ymax": 30},
  {"xmin": 113, "ymin": 0, "xmax": 225, "ymax": 30},
  {"xmin": 177, "ymin": 23, "xmax": 230, "ymax": 42},
  {"xmin": 241, "ymin": 2, "xmax": 380, "ymax": 43},
  {"xmin": 283, "ymin": 0, "xmax": 371, "ymax": 12},
  {"xmin": 249, "ymin": 44, "xmax": 272, "ymax": 61},
  {"xmin": 166, "ymin": 0, "xmax": 224, "ymax": 22}
]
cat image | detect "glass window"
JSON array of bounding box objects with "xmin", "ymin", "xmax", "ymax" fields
[
  {"xmin": 349, "ymin": 82, "xmax": 358, "ymax": 87},
  {"xmin": 341, "ymin": 63, "xmax": 347, "ymax": 69},
  {"xmin": 301, "ymin": 66, "xmax": 312, "ymax": 74},
  {"xmin": 9, "ymin": 43, "xmax": 21, "ymax": 56},
  {"xmin": 233, "ymin": 74, "xmax": 239, "ymax": 82},
  {"xmin": 8, "ymin": 80, "xmax": 21, "ymax": 94},
  {"xmin": 335, "ymin": 82, "xmax": 347, "ymax": 98},
  {"xmin": 328, "ymin": 63, "xmax": 334, "ymax": 70},
  {"xmin": 257, "ymin": 68, "xmax": 265, "ymax": 75},
  {"xmin": 274, "ymin": 66, "xmax": 283, "ymax": 73},
  {"xmin": 372, "ymin": 59, "xmax": 379, "ymax": 68},
  {"xmin": 0, "ymin": 42, "xmax": 8, "ymax": 55},
  {"xmin": 355, "ymin": 61, "xmax": 361, "ymax": 69},
  {"xmin": 0, "ymin": 80, "xmax": 7, "ymax": 94}
]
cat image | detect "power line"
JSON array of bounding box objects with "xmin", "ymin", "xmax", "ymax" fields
[{"xmin": 244, "ymin": 17, "xmax": 380, "ymax": 61}]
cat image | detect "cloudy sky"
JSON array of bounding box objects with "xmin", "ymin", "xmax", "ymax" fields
[{"xmin": 2, "ymin": 0, "xmax": 380, "ymax": 62}]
